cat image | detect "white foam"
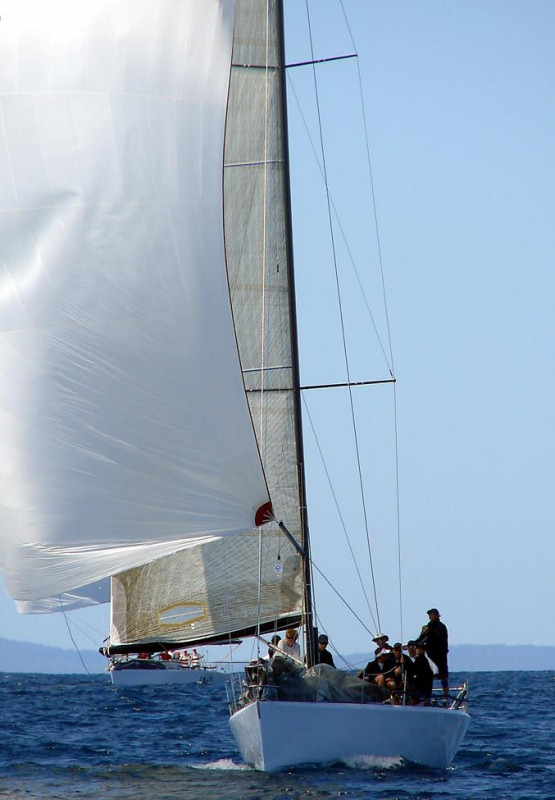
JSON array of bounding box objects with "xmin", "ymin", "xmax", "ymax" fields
[
  {"xmin": 341, "ymin": 754, "xmax": 405, "ymax": 770},
  {"xmin": 192, "ymin": 758, "xmax": 253, "ymax": 772}
]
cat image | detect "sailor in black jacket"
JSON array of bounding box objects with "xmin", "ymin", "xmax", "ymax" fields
[
  {"xmin": 315, "ymin": 634, "xmax": 335, "ymax": 667},
  {"xmin": 407, "ymin": 642, "xmax": 434, "ymax": 702},
  {"xmin": 416, "ymin": 608, "xmax": 449, "ymax": 698},
  {"xmin": 363, "ymin": 650, "xmax": 397, "ymax": 690}
]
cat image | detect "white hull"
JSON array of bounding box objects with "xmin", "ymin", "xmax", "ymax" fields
[
  {"xmin": 230, "ymin": 700, "xmax": 470, "ymax": 772},
  {"xmin": 110, "ymin": 663, "xmax": 228, "ymax": 687}
]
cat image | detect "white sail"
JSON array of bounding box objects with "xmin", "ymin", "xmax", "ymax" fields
[
  {"xmin": 0, "ymin": 0, "xmax": 271, "ymax": 604},
  {"xmin": 15, "ymin": 580, "xmax": 110, "ymax": 613},
  {"xmin": 108, "ymin": 0, "xmax": 307, "ymax": 650},
  {"xmin": 109, "ymin": 534, "xmax": 303, "ymax": 648}
]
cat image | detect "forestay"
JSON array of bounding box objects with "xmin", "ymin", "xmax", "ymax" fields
[
  {"xmin": 0, "ymin": 0, "xmax": 270, "ymax": 604},
  {"xmin": 108, "ymin": 0, "xmax": 307, "ymax": 651}
]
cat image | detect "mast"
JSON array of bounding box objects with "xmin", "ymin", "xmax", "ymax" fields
[{"xmin": 276, "ymin": 0, "xmax": 316, "ymax": 666}]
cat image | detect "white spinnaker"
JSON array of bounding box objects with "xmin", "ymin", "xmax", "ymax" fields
[
  {"xmin": 0, "ymin": 0, "xmax": 271, "ymax": 603},
  {"xmin": 108, "ymin": 0, "xmax": 307, "ymax": 648}
]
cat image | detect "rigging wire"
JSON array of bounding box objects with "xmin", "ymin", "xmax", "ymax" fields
[
  {"xmin": 338, "ymin": 0, "xmax": 404, "ymax": 639},
  {"xmin": 338, "ymin": 0, "xmax": 395, "ymax": 375},
  {"xmin": 61, "ymin": 612, "xmax": 105, "ymax": 649},
  {"xmin": 304, "ymin": 0, "xmax": 381, "ymax": 633},
  {"xmin": 302, "ymin": 394, "xmax": 378, "ymax": 632},
  {"xmin": 393, "ymin": 381, "xmax": 404, "ymax": 644},
  {"xmin": 310, "ymin": 558, "xmax": 374, "ymax": 639},
  {"xmin": 286, "ymin": 77, "xmax": 393, "ymax": 378},
  {"xmin": 58, "ymin": 597, "xmax": 91, "ymax": 676},
  {"xmin": 312, "ymin": 608, "xmax": 359, "ymax": 671}
]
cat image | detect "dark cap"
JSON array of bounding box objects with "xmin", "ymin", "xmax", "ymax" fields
[
  {"xmin": 406, "ymin": 640, "xmax": 416, "ymax": 647},
  {"xmin": 416, "ymin": 642, "xmax": 426, "ymax": 649},
  {"xmin": 427, "ymin": 608, "xmax": 440, "ymax": 615},
  {"xmin": 318, "ymin": 634, "xmax": 328, "ymax": 644}
]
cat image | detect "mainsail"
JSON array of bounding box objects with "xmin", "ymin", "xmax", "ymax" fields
[
  {"xmin": 108, "ymin": 0, "xmax": 308, "ymax": 652},
  {"xmin": 0, "ymin": 1, "xmax": 271, "ymax": 604}
]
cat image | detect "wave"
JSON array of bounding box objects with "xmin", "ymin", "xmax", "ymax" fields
[
  {"xmin": 341, "ymin": 754, "xmax": 405, "ymax": 770},
  {"xmin": 192, "ymin": 758, "xmax": 252, "ymax": 772}
]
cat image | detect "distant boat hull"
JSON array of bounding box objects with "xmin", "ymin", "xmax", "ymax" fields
[
  {"xmin": 109, "ymin": 661, "xmax": 228, "ymax": 687},
  {"xmin": 229, "ymin": 700, "xmax": 470, "ymax": 772}
]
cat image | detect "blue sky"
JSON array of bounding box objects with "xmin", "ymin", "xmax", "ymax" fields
[
  {"xmin": 288, "ymin": 0, "xmax": 555, "ymax": 653},
  {"xmin": 1, "ymin": 0, "xmax": 553, "ymax": 660}
]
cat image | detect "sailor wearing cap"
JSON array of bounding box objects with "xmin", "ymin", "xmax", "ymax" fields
[
  {"xmin": 409, "ymin": 641, "xmax": 434, "ymax": 703},
  {"xmin": 372, "ymin": 632, "xmax": 393, "ymax": 656},
  {"xmin": 403, "ymin": 640, "xmax": 417, "ymax": 663},
  {"xmin": 416, "ymin": 608, "xmax": 449, "ymax": 699},
  {"xmin": 360, "ymin": 647, "xmax": 396, "ymax": 690},
  {"xmin": 315, "ymin": 634, "xmax": 335, "ymax": 667}
]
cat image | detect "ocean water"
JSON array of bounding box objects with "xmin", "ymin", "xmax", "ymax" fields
[{"xmin": 1, "ymin": 670, "xmax": 553, "ymax": 800}]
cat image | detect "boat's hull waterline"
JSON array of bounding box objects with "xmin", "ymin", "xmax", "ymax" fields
[
  {"xmin": 230, "ymin": 700, "xmax": 470, "ymax": 772},
  {"xmin": 109, "ymin": 663, "xmax": 228, "ymax": 687}
]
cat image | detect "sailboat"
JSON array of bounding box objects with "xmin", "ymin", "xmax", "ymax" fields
[
  {"xmin": 107, "ymin": 649, "xmax": 228, "ymax": 687},
  {"xmin": 0, "ymin": 0, "xmax": 469, "ymax": 770}
]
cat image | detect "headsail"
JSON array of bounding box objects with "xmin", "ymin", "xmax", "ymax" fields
[
  {"xmin": 0, "ymin": 0, "xmax": 270, "ymax": 604},
  {"xmin": 107, "ymin": 0, "xmax": 309, "ymax": 652}
]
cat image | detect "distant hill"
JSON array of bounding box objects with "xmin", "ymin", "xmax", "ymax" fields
[
  {"xmin": 0, "ymin": 637, "xmax": 108, "ymax": 675},
  {"xmin": 449, "ymin": 644, "xmax": 555, "ymax": 672},
  {"xmin": 1, "ymin": 638, "xmax": 554, "ymax": 674},
  {"xmin": 347, "ymin": 644, "xmax": 555, "ymax": 673}
]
